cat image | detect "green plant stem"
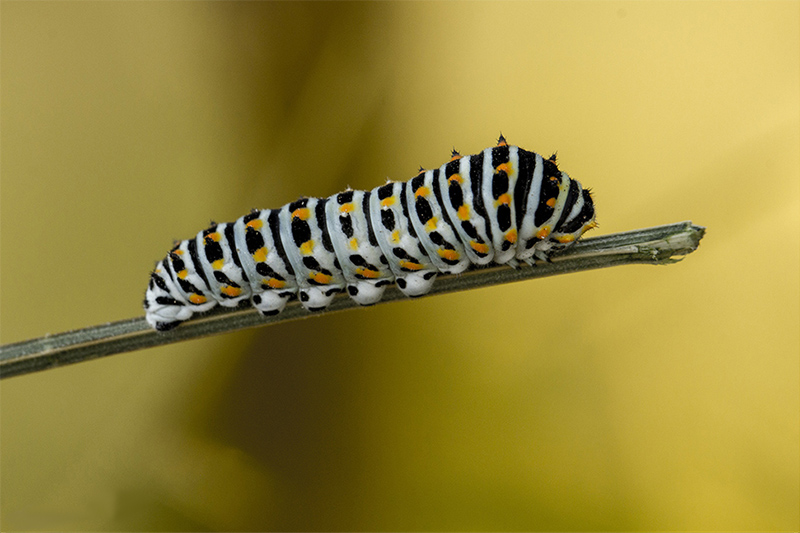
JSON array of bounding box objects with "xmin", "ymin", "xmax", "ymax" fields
[{"xmin": 0, "ymin": 221, "xmax": 705, "ymax": 380}]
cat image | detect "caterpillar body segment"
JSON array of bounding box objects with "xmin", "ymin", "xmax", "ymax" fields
[
  {"xmin": 406, "ymin": 168, "xmax": 471, "ymax": 275},
  {"xmin": 278, "ymin": 198, "xmax": 347, "ymax": 311},
  {"xmin": 325, "ymin": 190, "xmax": 394, "ymax": 306},
  {"xmin": 231, "ymin": 209, "xmax": 297, "ymax": 316},
  {"xmin": 369, "ymin": 181, "xmax": 439, "ymax": 297},
  {"xmin": 437, "ymin": 149, "xmax": 496, "ymax": 266},
  {"xmin": 144, "ymin": 140, "xmax": 597, "ymax": 331}
]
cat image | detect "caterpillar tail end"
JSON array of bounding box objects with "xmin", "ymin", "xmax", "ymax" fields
[
  {"xmin": 144, "ymin": 299, "xmax": 193, "ymax": 332},
  {"xmin": 144, "ymin": 270, "xmax": 195, "ymax": 332},
  {"xmin": 152, "ymin": 319, "xmax": 183, "ymax": 332},
  {"xmin": 144, "ymin": 302, "xmax": 191, "ymax": 332}
]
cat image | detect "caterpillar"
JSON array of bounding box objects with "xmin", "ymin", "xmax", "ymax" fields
[{"xmin": 144, "ymin": 136, "xmax": 597, "ymax": 331}]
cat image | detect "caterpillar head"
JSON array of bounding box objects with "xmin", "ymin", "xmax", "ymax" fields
[{"xmin": 550, "ymin": 188, "xmax": 597, "ymax": 245}]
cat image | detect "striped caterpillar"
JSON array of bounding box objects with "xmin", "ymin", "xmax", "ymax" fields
[{"xmin": 144, "ymin": 137, "xmax": 597, "ymax": 331}]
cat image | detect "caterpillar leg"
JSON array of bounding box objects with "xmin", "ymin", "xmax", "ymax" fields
[
  {"xmin": 251, "ymin": 290, "xmax": 293, "ymax": 316},
  {"xmin": 521, "ymin": 247, "xmax": 554, "ymax": 266},
  {"xmin": 298, "ymin": 287, "xmax": 341, "ymax": 312},
  {"xmin": 395, "ymin": 271, "xmax": 437, "ymax": 297},
  {"xmin": 347, "ymin": 281, "xmax": 389, "ymax": 306},
  {"xmin": 531, "ymin": 241, "xmax": 556, "ymax": 263}
]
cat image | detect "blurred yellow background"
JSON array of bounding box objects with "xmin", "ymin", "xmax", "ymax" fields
[{"xmin": 1, "ymin": 2, "xmax": 797, "ymax": 531}]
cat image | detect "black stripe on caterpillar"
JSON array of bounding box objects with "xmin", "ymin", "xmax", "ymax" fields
[{"xmin": 144, "ymin": 136, "xmax": 597, "ymax": 331}]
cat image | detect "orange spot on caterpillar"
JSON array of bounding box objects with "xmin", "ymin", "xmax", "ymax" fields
[
  {"xmin": 339, "ymin": 203, "xmax": 354, "ymax": 213},
  {"xmin": 495, "ymin": 193, "xmax": 511, "ymax": 206},
  {"xmin": 356, "ymin": 267, "xmax": 380, "ymax": 279},
  {"xmin": 556, "ymin": 234, "xmax": 575, "ymax": 243},
  {"xmin": 178, "ymin": 270, "xmax": 188, "ymax": 279},
  {"xmin": 212, "ymin": 259, "xmax": 224, "ymax": 270},
  {"xmin": 292, "ymin": 208, "xmax": 311, "ymax": 220},
  {"xmin": 246, "ymin": 219, "xmax": 263, "ymax": 230},
  {"xmin": 414, "ymin": 186, "xmax": 430, "ymax": 198},
  {"xmin": 425, "ymin": 217, "xmax": 438, "ymax": 231},
  {"xmin": 399, "ymin": 260, "xmax": 423, "ymax": 271},
  {"xmin": 266, "ymin": 278, "xmax": 286, "ymax": 289},
  {"xmin": 380, "ymin": 196, "xmax": 396, "ymax": 207},
  {"xmin": 300, "ymin": 240, "xmax": 314, "ymax": 255},
  {"xmin": 221, "ymin": 286, "xmax": 241, "ymax": 297},
  {"xmin": 546, "ymin": 197, "xmax": 556, "ymax": 208},
  {"xmin": 189, "ymin": 294, "xmax": 207, "ymax": 304},
  {"xmin": 173, "ymin": 249, "xmax": 183, "ymax": 255},
  {"xmin": 457, "ymin": 205, "xmax": 470, "ymax": 220},
  {"xmin": 311, "ymin": 272, "xmax": 332, "ymax": 284},
  {"xmin": 495, "ymin": 163, "xmax": 511, "ymax": 174},
  {"xmin": 505, "ymin": 229, "xmax": 518, "ymax": 244},
  {"xmin": 536, "ymin": 226, "xmax": 551, "ymax": 239},
  {"xmin": 349, "ymin": 238, "xmax": 358, "ymax": 250},
  {"xmin": 206, "ymin": 232, "xmax": 221, "ymax": 243},
  {"xmin": 438, "ymin": 249, "xmax": 460, "ymax": 261},
  {"xmin": 470, "ymin": 241, "xmax": 490, "ymax": 254},
  {"xmin": 252, "ymin": 247, "xmax": 267, "ymax": 262},
  {"xmin": 390, "ymin": 230, "xmax": 400, "ymax": 243}
]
